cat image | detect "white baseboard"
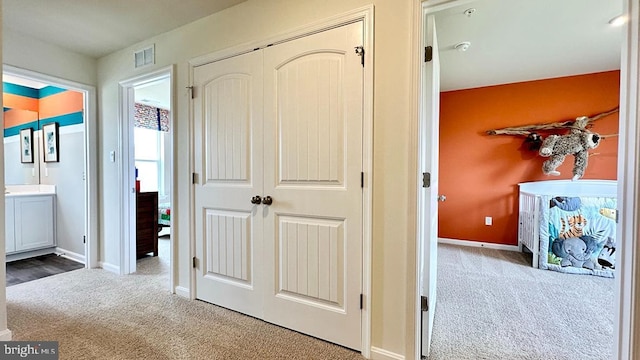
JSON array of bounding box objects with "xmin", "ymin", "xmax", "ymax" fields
[
  {"xmin": 99, "ymin": 262, "xmax": 120, "ymax": 274},
  {"xmin": 175, "ymin": 286, "xmax": 190, "ymax": 298},
  {"xmin": 55, "ymin": 247, "xmax": 86, "ymax": 265},
  {"xmin": 438, "ymin": 238, "xmax": 520, "ymax": 252},
  {"xmin": 0, "ymin": 329, "xmax": 13, "ymax": 341},
  {"xmin": 370, "ymin": 347, "xmax": 404, "ymax": 360}
]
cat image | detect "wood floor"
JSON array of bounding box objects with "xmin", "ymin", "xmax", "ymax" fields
[{"xmin": 6, "ymin": 254, "xmax": 84, "ymax": 286}]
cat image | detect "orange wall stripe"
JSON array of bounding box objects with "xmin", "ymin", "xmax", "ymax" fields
[
  {"xmin": 438, "ymin": 70, "xmax": 620, "ymax": 245},
  {"xmin": 4, "ymin": 109, "xmax": 39, "ymax": 129},
  {"xmin": 3, "ymin": 93, "xmax": 39, "ymax": 112},
  {"xmin": 38, "ymin": 90, "xmax": 83, "ymax": 119}
]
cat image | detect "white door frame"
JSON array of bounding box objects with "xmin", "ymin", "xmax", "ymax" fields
[
  {"xmin": 188, "ymin": 6, "xmax": 374, "ymax": 357},
  {"xmin": 3, "ymin": 64, "xmax": 98, "ymax": 269},
  {"xmin": 412, "ymin": 0, "xmax": 639, "ymax": 359},
  {"xmin": 118, "ymin": 66, "xmax": 176, "ymax": 292}
]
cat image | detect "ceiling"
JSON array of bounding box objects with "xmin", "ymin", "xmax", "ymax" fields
[
  {"xmin": 434, "ymin": 0, "xmax": 624, "ymax": 91},
  {"xmin": 1, "ymin": 0, "xmax": 625, "ymax": 93},
  {"xmin": 135, "ymin": 79, "xmax": 171, "ymax": 110},
  {"xmin": 2, "ymin": 0, "xmax": 247, "ymax": 58}
]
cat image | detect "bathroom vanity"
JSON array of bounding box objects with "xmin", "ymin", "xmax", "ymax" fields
[{"xmin": 5, "ymin": 185, "xmax": 56, "ymax": 259}]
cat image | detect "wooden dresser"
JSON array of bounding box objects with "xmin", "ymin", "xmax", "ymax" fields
[{"xmin": 136, "ymin": 191, "xmax": 158, "ymax": 258}]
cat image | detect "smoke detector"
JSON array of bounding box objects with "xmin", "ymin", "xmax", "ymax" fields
[{"xmin": 454, "ymin": 42, "xmax": 471, "ymax": 52}]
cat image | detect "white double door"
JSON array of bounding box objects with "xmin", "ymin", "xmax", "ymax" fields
[{"xmin": 193, "ymin": 22, "xmax": 364, "ymax": 350}]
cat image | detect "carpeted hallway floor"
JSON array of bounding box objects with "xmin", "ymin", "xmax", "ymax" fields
[{"xmin": 6, "ymin": 239, "xmax": 363, "ymax": 360}]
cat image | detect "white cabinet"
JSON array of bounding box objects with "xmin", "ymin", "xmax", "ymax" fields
[
  {"xmin": 6, "ymin": 195, "xmax": 56, "ymax": 255},
  {"xmin": 5, "ymin": 198, "xmax": 15, "ymax": 253}
]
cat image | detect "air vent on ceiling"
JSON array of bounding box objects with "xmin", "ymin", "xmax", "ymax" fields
[{"xmin": 134, "ymin": 45, "xmax": 155, "ymax": 69}]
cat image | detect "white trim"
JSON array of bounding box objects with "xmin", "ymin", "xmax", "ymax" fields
[
  {"xmin": 410, "ymin": 1, "xmax": 423, "ymax": 358},
  {"xmin": 370, "ymin": 347, "xmax": 405, "ymax": 360},
  {"xmin": 2, "ymin": 65, "xmax": 99, "ymax": 270},
  {"xmin": 99, "ymin": 261, "xmax": 120, "ymax": 274},
  {"xmin": 438, "ymin": 238, "xmax": 520, "ymax": 252},
  {"xmin": 55, "ymin": 247, "xmax": 86, "ymax": 264},
  {"xmin": 0, "ymin": 329, "xmax": 13, "ymax": 341},
  {"xmin": 190, "ymin": 5, "xmax": 374, "ymax": 67},
  {"xmin": 174, "ymin": 286, "xmax": 191, "ymax": 298},
  {"xmin": 616, "ymin": 1, "xmax": 639, "ymax": 359},
  {"xmin": 118, "ymin": 66, "xmax": 176, "ymax": 288},
  {"xmin": 188, "ymin": 6, "xmax": 374, "ymax": 356}
]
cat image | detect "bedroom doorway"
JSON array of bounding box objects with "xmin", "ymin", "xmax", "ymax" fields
[
  {"xmin": 416, "ymin": 0, "xmax": 632, "ymax": 359},
  {"xmin": 119, "ymin": 66, "xmax": 175, "ymax": 291}
]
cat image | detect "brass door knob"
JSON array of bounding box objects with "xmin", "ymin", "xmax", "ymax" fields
[
  {"xmin": 250, "ymin": 195, "xmax": 262, "ymax": 205},
  {"xmin": 262, "ymin": 196, "xmax": 273, "ymax": 205}
]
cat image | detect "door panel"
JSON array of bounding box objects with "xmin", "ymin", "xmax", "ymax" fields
[
  {"xmin": 194, "ymin": 50, "xmax": 264, "ymax": 318},
  {"xmin": 263, "ymin": 21, "xmax": 363, "ymax": 350},
  {"xmin": 193, "ymin": 21, "xmax": 364, "ymax": 351},
  {"xmin": 420, "ymin": 14, "xmax": 441, "ymax": 358}
]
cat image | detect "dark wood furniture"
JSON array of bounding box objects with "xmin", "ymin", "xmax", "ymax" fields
[{"xmin": 136, "ymin": 191, "xmax": 158, "ymax": 258}]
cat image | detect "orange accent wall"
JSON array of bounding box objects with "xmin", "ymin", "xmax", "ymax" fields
[
  {"xmin": 4, "ymin": 109, "xmax": 38, "ymax": 128},
  {"xmin": 439, "ymin": 70, "xmax": 619, "ymax": 245},
  {"xmin": 3, "ymin": 93, "xmax": 39, "ymax": 112},
  {"xmin": 39, "ymin": 90, "xmax": 83, "ymax": 120}
]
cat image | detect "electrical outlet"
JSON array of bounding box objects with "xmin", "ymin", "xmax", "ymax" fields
[{"xmin": 485, "ymin": 216, "xmax": 492, "ymax": 226}]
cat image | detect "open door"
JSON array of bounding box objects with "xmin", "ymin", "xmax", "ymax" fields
[{"xmin": 419, "ymin": 14, "xmax": 440, "ymax": 358}]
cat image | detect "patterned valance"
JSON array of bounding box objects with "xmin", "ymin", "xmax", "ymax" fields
[{"xmin": 135, "ymin": 103, "xmax": 169, "ymax": 131}]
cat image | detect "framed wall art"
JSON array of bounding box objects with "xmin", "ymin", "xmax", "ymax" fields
[
  {"xmin": 20, "ymin": 128, "xmax": 34, "ymax": 163},
  {"xmin": 42, "ymin": 122, "xmax": 60, "ymax": 163}
]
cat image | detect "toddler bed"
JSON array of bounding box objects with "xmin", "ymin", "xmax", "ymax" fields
[{"xmin": 518, "ymin": 180, "xmax": 617, "ymax": 277}]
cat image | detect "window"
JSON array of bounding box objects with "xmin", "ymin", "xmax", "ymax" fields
[{"xmin": 134, "ymin": 127, "xmax": 164, "ymax": 194}]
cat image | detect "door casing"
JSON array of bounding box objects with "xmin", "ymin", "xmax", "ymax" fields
[
  {"xmin": 118, "ymin": 66, "xmax": 176, "ymax": 293},
  {"xmin": 3, "ymin": 64, "xmax": 98, "ymax": 269}
]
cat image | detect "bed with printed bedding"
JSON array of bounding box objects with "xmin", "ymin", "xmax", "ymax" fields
[
  {"xmin": 159, "ymin": 203, "xmax": 171, "ymax": 229},
  {"xmin": 518, "ymin": 180, "xmax": 617, "ymax": 278}
]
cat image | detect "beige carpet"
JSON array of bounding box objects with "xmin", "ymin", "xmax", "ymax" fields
[
  {"xmin": 429, "ymin": 244, "xmax": 615, "ymax": 360},
  {"xmin": 6, "ymin": 239, "xmax": 363, "ymax": 360}
]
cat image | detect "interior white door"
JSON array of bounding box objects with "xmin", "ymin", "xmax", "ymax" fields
[
  {"xmin": 262, "ymin": 22, "xmax": 364, "ymax": 350},
  {"xmin": 420, "ymin": 14, "xmax": 440, "ymax": 357},
  {"xmin": 193, "ymin": 50, "xmax": 265, "ymax": 318}
]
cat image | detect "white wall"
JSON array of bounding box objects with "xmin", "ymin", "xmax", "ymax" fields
[
  {"xmin": 97, "ymin": 0, "xmax": 414, "ymax": 356},
  {"xmin": 40, "ymin": 126, "xmax": 86, "ymax": 256},
  {"xmin": 3, "ymin": 29, "xmax": 97, "ymax": 86}
]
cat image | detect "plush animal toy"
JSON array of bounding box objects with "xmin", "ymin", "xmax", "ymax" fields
[{"xmin": 538, "ymin": 118, "xmax": 601, "ymax": 180}]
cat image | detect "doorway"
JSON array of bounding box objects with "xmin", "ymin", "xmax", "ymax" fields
[
  {"xmin": 416, "ymin": 0, "xmax": 632, "ymax": 354},
  {"xmin": 2, "ymin": 65, "xmax": 98, "ymax": 270},
  {"xmin": 119, "ymin": 66, "xmax": 175, "ymax": 291}
]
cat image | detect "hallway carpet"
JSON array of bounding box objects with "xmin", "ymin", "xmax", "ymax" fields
[{"xmin": 6, "ymin": 239, "xmax": 363, "ymax": 360}]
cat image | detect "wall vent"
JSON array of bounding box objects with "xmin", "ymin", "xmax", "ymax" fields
[{"xmin": 134, "ymin": 45, "xmax": 155, "ymax": 68}]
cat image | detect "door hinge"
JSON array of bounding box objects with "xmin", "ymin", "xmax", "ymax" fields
[
  {"xmin": 361, "ymin": 172, "xmax": 364, "ymax": 188},
  {"xmin": 425, "ymin": 46, "xmax": 433, "ymax": 62},
  {"xmin": 186, "ymin": 86, "xmax": 195, "ymax": 99},
  {"xmin": 83, "ymin": 235, "xmax": 86, "ymax": 244},
  {"xmin": 192, "ymin": 256, "xmax": 197, "ymax": 268},
  {"xmin": 422, "ymin": 172, "xmax": 431, "ymax": 188},
  {"xmin": 421, "ymin": 296, "xmax": 429, "ymax": 312},
  {"xmin": 192, "ymin": 172, "xmax": 197, "ymax": 184},
  {"xmin": 355, "ymin": 46, "xmax": 365, "ymax": 67},
  {"xmin": 360, "ymin": 294, "xmax": 364, "ymax": 309}
]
